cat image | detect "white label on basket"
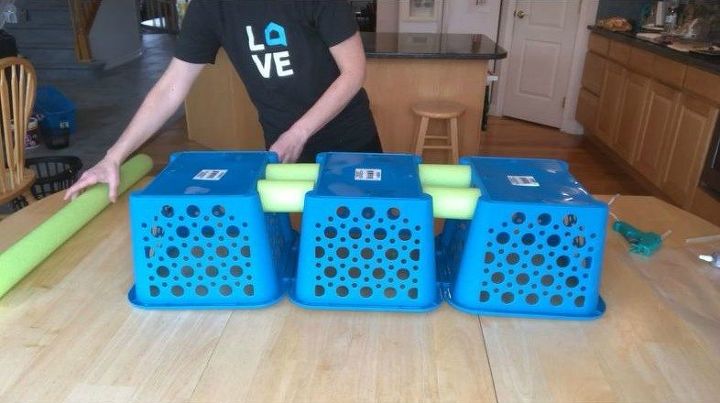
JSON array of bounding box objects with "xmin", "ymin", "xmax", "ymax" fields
[
  {"xmin": 354, "ymin": 168, "xmax": 382, "ymax": 181},
  {"xmin": 193, "ymin": 169, "xmax": 228, "ymax": 181},
  {"xmin": 507, "ymin": 175, "xmax": 539, "ymax": 187}
]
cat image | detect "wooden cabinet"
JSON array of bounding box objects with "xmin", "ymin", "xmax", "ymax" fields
[
  {"xmin": 660, "ymin": 95, "xmax": 719, "ymax": 206},
  {"xmin": 577, "ymin": 32, "xmax": 720, "ymax": 224},
  {"xmin": 613, "ymin": 73, "xmax": 651, "ymax": 162},
  {"xmin": 608, "ymin": 41, "xmax": 631, "ymax": 65},
  {"xmin": 595, "ymin": 61, "xmax": 626, "ymax": 145},
  {"xmin": 581, "ymin": 51, "xmax": 607, "ymax": 95},
  {"xmin": 576, "ymin": 88, "xmax": 599, "ymax": 129},
  {"xmin": 587, "ymin": 34, "xmax": 609, "ymax": 55},
  {"xmin": 633, "ymin": 81, "xmax": 679, "ymax": 184}
]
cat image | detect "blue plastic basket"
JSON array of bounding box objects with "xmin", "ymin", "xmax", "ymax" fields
[
  {"xmin": 128, "ymin": 151, "xmax": 296, "ymax": 309},
  {"xmin": 439, "ymin": 157, "xmax": 608, "ymax": 320},
  {"xmin": 34, "ymin": 85, "xmax": 76, "ymax": 137},
  {"xmin": 292, "ymin": 153, "xmax": 440, "ymax": 312}
]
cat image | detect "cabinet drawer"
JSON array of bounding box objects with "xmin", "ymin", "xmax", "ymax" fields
[
  {"xmin": 652, "ymin": 56, "xmax": 686, "ymax": 87},
  {"xmin": 588, "ymin": 33, "xmax": 610, "ymax": 55},
  {"xmin": 581, "ymin": 52, "xmax": 607, "ymax": 95},
  {"xmin": 608, "ymin": 41, "xmax": 631, "ymax": 65},
  {"xmin": 684, "ymin": 67, "xmax": 720, "ymax": 104},
  {"xmin": 628, "ymin": 48, "xmax": 654, "ymax": 76},
  {"xmin": 576, "ymin": 88, "xmax": 599, "ymax": 130}
]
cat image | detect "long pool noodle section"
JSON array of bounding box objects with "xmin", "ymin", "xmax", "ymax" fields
[{"xmin": 0, "ymin": 154, "xmax": 153, "ymax": 298}]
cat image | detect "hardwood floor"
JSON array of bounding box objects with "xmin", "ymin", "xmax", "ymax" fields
[
  {"xmin": 140, "ymin": 116, "xmax": 650, "ymax": 196},
  {"xmin": 478, "ymin": 117, "xmax": 649, "ymax": 195}
]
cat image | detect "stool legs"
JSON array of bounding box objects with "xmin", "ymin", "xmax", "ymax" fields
[
  {"xmin": 449, "ymin": 117, "xmax": 459, "ymax": 164},
  {"xmin": 415, "ymin": 116, "xmax": 460, "ymax": 164},
  {"xmin": 415, "ymin": 116, "xmax": 430, "ymax": 156}
]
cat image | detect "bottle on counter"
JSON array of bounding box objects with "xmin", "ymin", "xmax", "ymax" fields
[
  {"xmin": 664, "ymin": 0, "xmax": 679, "ymax": 32},
  {"xmin": 655, "ymin": 1, "xmax": 666, "ymax": 27}
]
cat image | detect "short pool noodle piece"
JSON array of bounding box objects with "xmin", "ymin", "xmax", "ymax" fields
[
  {"xmin": 0, "ymin": 154, "xmax": 153, "ymax": 299},
  {"xmin": 438, "ymin": 157, "xmax": 608, "ymax": 320},
  {"xmin": 292, "ymin": 153, "xmax": 441, "ymax": 312},
  {"xmin": 128, "ymin": 151, "xmax": 296, "ymax": 309},
  {"xmin": 259, "ymin": 167, "xmax": 480, "ymax": 219},
  {"xmin": 265, "ymin": 162, "xmax": 473, "ymax": 188}
]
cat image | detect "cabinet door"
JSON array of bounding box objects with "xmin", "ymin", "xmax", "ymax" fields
[
  {"xmin": 613, "ymin": 73, "xmax": 651, "ymax": 162},
  {"xmin": 581, "ymin": 52, "xmax": 607, "ymax": 96},
  {"xmin": 576, "ymin": 88, "xmax": 599, "ymax": 129},
  {"xmin": 660, "ymin": 95, "xmax": 719, "ymax": 207},
  {"xmin": 594, "ymin": 61, "xmax": 626, "ymax": 145},
  {"xmin": 633, "ymin": 81, "xmax": 680, "ymax": 184}
]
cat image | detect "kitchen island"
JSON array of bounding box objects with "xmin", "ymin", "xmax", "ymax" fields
[
  {"xmin": 1, "ymin": 189, "xmax": 719, "ymax": 401},
  {"xmin": 184, "ymin": 32, "xmax": 506, "ymax": 159}
]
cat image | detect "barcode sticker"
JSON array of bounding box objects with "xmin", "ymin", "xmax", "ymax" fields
[
  {"xmin": 507, "ymin": 175, "xmax": 539, "ymax": 187},
  {"xmin": 193, "ymin": 169, "xmax": 228, "ymax": 181},
  {"xmin": 354, "ymin": 168, "xmax": 382, "ymax": 181}
]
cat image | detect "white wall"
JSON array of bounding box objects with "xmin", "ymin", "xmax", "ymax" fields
[
  {"xmin": 441, "ymin": 0, "xmax": 501, "ymax": 40},
  {"xmin": 397, "ymin": 0, "xmax": 443, "ymax": 33},
  {"xmin": 560, "ymin": 0, "xmax": 600, "ymax": 134},
  {"xmin": 383, "ymin": 0, "xmax": 502, "ymax": 37},
  {"xmin": 376, "ymin": 0, "xmax": 399, "ymax": 32},
  {"xmin": 89, "ymin": 0, "xmax": 143, "ymax": 70}
]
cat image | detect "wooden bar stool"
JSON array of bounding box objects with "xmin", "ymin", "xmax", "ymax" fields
[{"xmin": 412, "ymin": 101, "xmax": 465, "ymax": 164}]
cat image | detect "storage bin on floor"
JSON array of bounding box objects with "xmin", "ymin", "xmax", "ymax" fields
[
  {"xmin": 128, "ymin": 152, "xmax": 296, "ymax": 309},
  {"xmin": 439, "ymin": 157, "xmax": 608, "ymax": 319},
  {"xmin": 34, "ymin": 85, "xmax": 76, "ymax": 149},
  {"xmin": 292, "ymin": 153, "xmax": 440, "ymax": 312}
]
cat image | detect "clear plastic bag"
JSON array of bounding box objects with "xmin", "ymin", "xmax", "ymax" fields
[{"xmin": 0, "ymin": 0, "xmax": 17, "ymax": 30}]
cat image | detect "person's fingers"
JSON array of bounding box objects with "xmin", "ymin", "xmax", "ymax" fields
[
  {"xmin": 64, "ymin": 173, "xmax": 98, "ymax": 201},
  {"xmin": 107, "ymin": 168, "xmax": 120, "ymax": 203}
]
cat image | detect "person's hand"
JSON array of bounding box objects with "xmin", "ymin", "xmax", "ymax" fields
[
  {"xmin": 64, "ymin": 156, "xmax": 121, "ymax": 202},
  {"xmin": 269, "ymin": 129, "xmax": 310, "ymax": 163}
]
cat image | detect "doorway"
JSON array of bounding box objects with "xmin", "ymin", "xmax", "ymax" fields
[{"xmin": 501, "ymin": 0, "xmax": 582, "ymax": 128}]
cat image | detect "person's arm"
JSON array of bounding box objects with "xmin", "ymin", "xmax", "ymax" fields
[
  {"xmin": 64, "ymin": 58, "xmax": 206, "ymax": 202},
  {"xmin": 269, "ymin": 32, "xmax": 366, "ymax": 162}
]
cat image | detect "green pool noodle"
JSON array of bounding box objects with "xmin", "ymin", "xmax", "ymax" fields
[
  {"xmin": 257, "ymin": 179, "xmax": 315, "ymax": 213},
  {"xmin": 418, "ymin": 164, "xmax": 472, "ymax": 188},
  {"xmin": 423, "ymin": 186, "xmax": 481, "ymax": 220},
  {"xmin": 0, "ymin": 154, "xmax": 153, "ymax": 299},
  {"xmin": 265, "ymin": 163, "xmax": 319, "ymax": 182},
  {"xmin": 265, "ymin": 163, "xmax": 472, "ymax": 188}
]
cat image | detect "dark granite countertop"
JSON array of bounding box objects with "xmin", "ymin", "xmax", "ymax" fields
[
  {"xmin": 361, "ymin": 32, "xmax": 507, "ymax": 60},
  {"xmin": 589, "ymin": 26, "xmax": 720, "ymax": 75}
]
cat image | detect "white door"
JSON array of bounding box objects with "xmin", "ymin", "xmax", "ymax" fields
[{"xmin": 502, "ymin": 0, "xmax": 581, "ymax": 128}]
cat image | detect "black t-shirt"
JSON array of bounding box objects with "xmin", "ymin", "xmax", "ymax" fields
[{"xmin": 175, "ymin": 0, "xmax": 378, "ymax": 153}]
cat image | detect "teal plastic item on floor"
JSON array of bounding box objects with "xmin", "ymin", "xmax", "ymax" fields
[{"xmin": 612, "ymin": 220, "xmax": 663, "ymax": 256}]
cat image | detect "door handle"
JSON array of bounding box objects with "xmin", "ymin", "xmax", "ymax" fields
[{"xmin": 514, "ymin": 9, "xmax": 527, "ymax": 19}]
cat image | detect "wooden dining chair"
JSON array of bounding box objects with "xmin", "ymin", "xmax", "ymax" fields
[{"xmin": 0, "ymin": 57, "xmax": 37, "ymax": 209}]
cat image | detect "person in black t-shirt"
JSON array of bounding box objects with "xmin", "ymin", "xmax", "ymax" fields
[{"xmin": 65, "ymin": 0, "xmax": 381, "ymax": 202}]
